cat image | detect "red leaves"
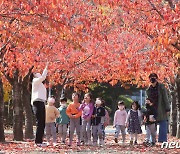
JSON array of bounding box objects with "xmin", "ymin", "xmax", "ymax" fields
[
  {"xmin": 0, "ymin": 134, "xmax": 180, "ymax": 153},
  {"xmin": 0, "ymin": 0, "xmax": 179, "ymax": 90}
]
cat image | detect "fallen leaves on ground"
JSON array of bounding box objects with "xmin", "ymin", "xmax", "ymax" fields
[{"xmin": 0, "ymin": 134, "xmax": 180, "ymax": 154}]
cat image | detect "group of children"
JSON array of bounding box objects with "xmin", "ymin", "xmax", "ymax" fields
[
  {"xmin": 45, "ymin": 92, "xmax": 157, "ymax": 147},
  {"xmin": 45, "ymin": 92, "xmax": 109, "ymax": 147},
  {"xmin": 114, "ymin": 98, "xmax": 157, "ymax": 147}
]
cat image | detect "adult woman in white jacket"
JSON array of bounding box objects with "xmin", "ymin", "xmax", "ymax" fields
[{"xmin": 30, "ymin": 63, "xmax": 48, "ymax": 146}]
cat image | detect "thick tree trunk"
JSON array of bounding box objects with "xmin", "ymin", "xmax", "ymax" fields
[
  {"xmin": 0, "ymin": 78, "xmax": 5, "ymax": 142},
  {"xmin": 176, "ymin": 76, "xmax": 180, "ymax": 138},
  {"xmin": 22, "ymin": 87, "xmax": 34, "ymax": 139},
  {"xmin": 12, "ymin": 78, "xmax": 24, "ymax": 141},
  {"xmin": 169, "ymin": 85, "xmax": 177, "ymax": 136}
]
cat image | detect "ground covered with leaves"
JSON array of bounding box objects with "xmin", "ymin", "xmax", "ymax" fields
[{"xmin": 0, "ymin": 134, "xmax": 180, "ymax": 154}]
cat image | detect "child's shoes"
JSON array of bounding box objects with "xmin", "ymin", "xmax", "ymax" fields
[
  {"xmin": 114, "ymin": 138, "xmax": 118, "ymax": 143},
  {"xmin": 134, "ymin": 140, "xmax": 138, "ymax": 145}
]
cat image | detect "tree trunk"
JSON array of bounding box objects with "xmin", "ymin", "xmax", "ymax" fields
[
  {"xmin": 0, "ymin": 78, "xmax": 5, "ymax": 142},
  {"xmin": 53, "ymin": 84, "xmax": 63, "ymax": 108},
  {"xmin": 22, "ymin": 86, "xmax": 34, "ymax": 139},
  {"xmin": 12, "ymin": 77, "xmax": 24, "ymax": 141},
  {"xmin": 169, "ymin": 83, "xmax": 177, "ymax": 136},
  {"xmin": 176, "ymin": 76, "xmax": 180, "ymax": 138}
]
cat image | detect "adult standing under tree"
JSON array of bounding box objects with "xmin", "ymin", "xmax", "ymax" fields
[
  {"xmin": 30, "ymin": 62, "xmax": 48, "ymax": 146},
  {"xmin": 146, "ymin": 73, "xmax": 170, "ymax": 143}
]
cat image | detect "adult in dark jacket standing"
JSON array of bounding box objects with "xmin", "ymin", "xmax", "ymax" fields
[{"xmin": 146, "ymin": 73, "xmax": 170, "ymax": 142}]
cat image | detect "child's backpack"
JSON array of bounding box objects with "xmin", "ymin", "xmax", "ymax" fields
[{"xmin": 104, "ymin": 109, "xmax": 110, "ymax": 127}]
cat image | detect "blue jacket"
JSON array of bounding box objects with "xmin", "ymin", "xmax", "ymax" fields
[{"xmin": 56, "ymin": 106, "xmax": 69, "ymax": 124}]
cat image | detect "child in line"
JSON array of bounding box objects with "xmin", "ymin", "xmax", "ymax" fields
[
  {"xmin": 56, "ymin": 97, "xmax": 69, "ymax": 144},
  {"xmin": 125, "ymin": 101, "xmax": 142, "ymax": 145},
  {"xmin": 79, "ymin": 93, "xmax": 94, "ymax": 145},
  {"xmin": 143, "ymin": 98, "xmax": 157, "ymax": 147},
  {"xmin": 91, "ymin": 99, "xmax": 105, "ymax": 146},
  {"xmin": 66, "ymin": 92, "xmax": 82, "ymax": 146},
  {"xmin": 101, "ymin": 99, "xmax": 110, "ymax": 142},
  {"xmin": 45, "ymin": 97, "xmax": 60, "ymax": 146},
  {"xmin": 113, "ymin": 101, "xmax": 127, "ymax": 144}
]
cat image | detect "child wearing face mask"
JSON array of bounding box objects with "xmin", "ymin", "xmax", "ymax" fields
[
  {"xmin": 113, "ymin": 101, "xmax": 127, "ymax": 145},
  {"xmin": 143, "ymin": 98, "xmax": 157, "ymax": 147},
  {"xmin": 56, "ymin": 97, "xmax": 69, "ymax": 144},
  {"xmin": 91, "ymin": 99, "xmax": 105, "ymax": 146}
]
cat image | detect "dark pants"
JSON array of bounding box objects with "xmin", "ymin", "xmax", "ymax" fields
[
  {"xmin": 33, "ymin": 101, "xmax": 45, "ymax": 144},
  {"xmin": 158, "ymin": 120, "xmax": 168, "ymax": 142}
]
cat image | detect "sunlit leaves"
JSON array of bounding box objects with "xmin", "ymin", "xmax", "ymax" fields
[{"xmin": 0, "ymin": 0, "xmax": 179, "ymax": 90}]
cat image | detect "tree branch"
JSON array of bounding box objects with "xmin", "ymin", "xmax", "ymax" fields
[
  {"xmin": 22, "ymin": 66, "xmax": 34, "ymax": 85},
  {"xmin": 75, "ymin": 54, "xmax": 93, "ymax": 66},
  {"xmin": 147, "ymin": 0, "xmax": 164, "ymax": 19},
  {"xmin": 165, "ymin": 0, "xmax": 175, "ymax": 10},
  {"xmin": 172, "ymin": 42, "xmax": 180, "ymax": 51}
]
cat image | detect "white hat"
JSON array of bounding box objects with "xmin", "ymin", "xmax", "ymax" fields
[
  {"xmin": 48, "ymin": 97, "xmax": 55, "ymax": 104},
  {"xmin": 95, "ymin": 100, "xmax": 102, "ymax": 105}
]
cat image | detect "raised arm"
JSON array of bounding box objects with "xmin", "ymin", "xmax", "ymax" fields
[{"xmin": 33, "ymin": 63, "xmax": 48, "ymax": 84}]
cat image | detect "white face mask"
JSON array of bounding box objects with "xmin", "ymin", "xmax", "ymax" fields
[
  {"xmin": 34, "ymin": 73, "xmax": 41, "ymax": 78},
  {"xmin": 61, "ymin": 103, "xmax": 67, "ymax": 107}
]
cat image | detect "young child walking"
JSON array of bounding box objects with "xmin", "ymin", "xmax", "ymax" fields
[
  {"xmin": 143, "ymin": 98, "xmax": 157, "ymax": 147},
  {"xmin": 113, "ymin": 101, "xmax": 127, "ymax": 144},
  {"xmin": 56, "ymin": 97, "xmax": 69, "ymax": 144},
  {"xmin": 45, "ymin": 97, "xmax": 60, "ymax": 146},
  {"xmin": 66, "ymin": 93, "xmax": 82, "ymax": 146},
  {"xmin": 101, "ymin": 99, "xmax": 110, "ymax": 142},
  {"xmin": 125, "ymin": 101, "xmax": 142, "ymax": 145},
  {"xmin": 91, "ymin": 99, "xmax": 105, "ymax": 146},
  {"xmin": 79, "ymin": 93, "xmax": 94, "ymax": 145}
]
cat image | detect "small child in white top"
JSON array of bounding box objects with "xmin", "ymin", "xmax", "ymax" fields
[{"xmin": 113, "ymin": 101, "xmax": 127, "ymax": 144}]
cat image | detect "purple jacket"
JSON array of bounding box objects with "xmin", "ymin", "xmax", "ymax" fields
[{"xmin": 79, "ymin": 102, "xmax": 94, "ymax": 120}]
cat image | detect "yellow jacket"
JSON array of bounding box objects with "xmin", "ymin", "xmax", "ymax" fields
[{"xmin": 45, "ymin": 105, "xmax": 60, "ymax": 123}]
